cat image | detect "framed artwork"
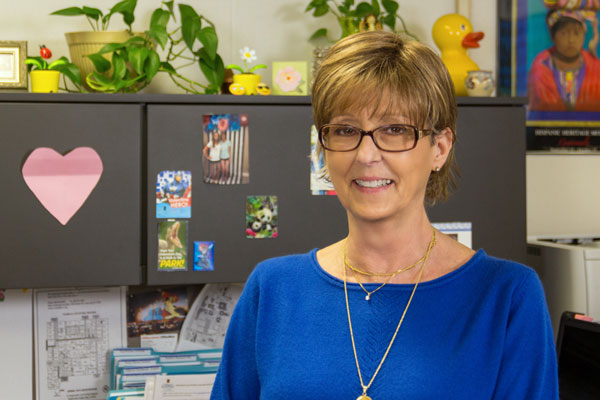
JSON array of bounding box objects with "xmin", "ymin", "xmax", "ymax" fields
[
  {"xmin": 272, "ymin": 61, "xmax": 307, "ymax": 95},
  {"xmin": 0, "ymin": 41, "xmax": 27, "ymax": 89},
  {"xmin": 498, "ymin": 0, "xmax": 600, "ymax": 151}
]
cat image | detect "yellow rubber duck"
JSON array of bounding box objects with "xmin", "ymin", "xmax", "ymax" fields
[{"xmin": 432, "ymin": 14, "xmax": 484, "ymax": 96}]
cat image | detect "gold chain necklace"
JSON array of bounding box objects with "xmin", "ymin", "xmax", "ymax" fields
[
  {"xmin": 343, "ymin": 229, "xmax": 434, "ymax": 400},
  {"xmin": 343, "ymin": 230, "xmax": 436, "ymax": 301},
  {"xmin": 344, "ymin": 251, "xmax": 427, "ymax": 277}
]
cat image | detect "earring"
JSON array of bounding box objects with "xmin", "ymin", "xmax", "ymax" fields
[{"xmin": 434, "ymin": 166, "xmax": 441, "ymax": 172}]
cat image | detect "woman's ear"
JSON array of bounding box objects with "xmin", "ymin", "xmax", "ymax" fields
[{"xmin": 432, "ymin": 128, "xmax": 453, "ymax": 167}]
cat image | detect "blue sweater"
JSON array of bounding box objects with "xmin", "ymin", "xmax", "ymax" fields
[{"xmin": 211, "ymin": 249, "xmax": 558, "ymax": 399}]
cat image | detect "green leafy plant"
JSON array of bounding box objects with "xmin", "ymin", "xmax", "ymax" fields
[
  {"xmin": 25, "ymin": 46, "xmax": 82, "ymax": 91},
  {"xmin": 226, "ymin": 47, "xmax": 267, "ymax": 75},
  {"xmin": 306, "ymin": 0, "xmax": 418, "ymax": 41},
  {"xmin": 51, "ymin": 0, "xmax": 137, "ymax": 32},
  {"xmin": 84, "ymin": 1, "xmax": 225, "ymax": 94}
]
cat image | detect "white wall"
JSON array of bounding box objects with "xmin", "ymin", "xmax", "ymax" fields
[
  {"xmin": 527, "ymin": 154, "xmax": 600, "ymax": 237},
  {"xmin": 0, "ymin": 0, "xmax": 496, "ymax": 93}
]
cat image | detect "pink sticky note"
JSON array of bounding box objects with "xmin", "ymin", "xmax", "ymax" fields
[{"xmin": 22, "ymin": 147, "xmax": 103, "ymax": 225}]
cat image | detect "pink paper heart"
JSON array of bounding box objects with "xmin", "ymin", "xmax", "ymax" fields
[{"xmin": 22, "ymin": 147, "xmax": 103, "ymax": 225}]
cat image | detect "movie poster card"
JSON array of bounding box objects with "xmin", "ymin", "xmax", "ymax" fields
[
  {"xmin": 202, "ymin": 114, "xmax": 250, "ymax": 185},
  {"xmin": 499, "ymin": 0, "xmax": 600, "ymax": 151},
  {"xmin": 310, "ymin": 125, "xmax": 336, "ymax": 195},
  {"xmin": 158, "ymin": 220, "xmax": 188, "ymax": 271},
  {"xmin": 246, "ymin": 195, "xmax": 278, "ymax": 239},
  {"xmin": 127, "ymin": 287, "xmax": 189, "ymax": 339},
  {"xmin": 156, "ymin": 170, "xmax": 192, "ymax": 219},
  {"xmin": 193, "ymin": 241, "xmax": 215, "ymax": 271}
]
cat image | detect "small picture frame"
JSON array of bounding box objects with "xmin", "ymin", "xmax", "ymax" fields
[
  {"xmin": 0, "ymin": 41, "xmax": 27, "ymax": 90},
  {"xmin": 272, "ymin": 61, "xmax": 307, "ymax": 95}
]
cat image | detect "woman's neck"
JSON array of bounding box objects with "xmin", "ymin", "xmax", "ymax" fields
[
  {"xmin": 344, "ymin": 208, "xmax": 433, "ymax": 277},
  {"xmin": 553, "ymin": 51, "xmax": 582, "ymax": 71}
]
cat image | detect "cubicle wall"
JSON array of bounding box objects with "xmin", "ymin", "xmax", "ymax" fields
[{"xmin": 0, "ymin": 94, "xmax": 526, "ymax": 288}]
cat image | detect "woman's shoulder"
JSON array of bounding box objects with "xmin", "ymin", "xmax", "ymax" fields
[
  {"xmin": 469, "ymin": 250, "xmax": 541, "ymax": 293},
  {"xmin": 251, "ymin": 249, "xmax": 317, "ymax": 280}
]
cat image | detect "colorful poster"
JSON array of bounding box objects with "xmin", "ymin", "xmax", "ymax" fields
[
  {"xmin": 499, "ymin": 0, "xmax": 600, "ymax": 150},
  {"xmin": 156, "ymin": 170, "xmax": 192, "ymax": 218},
  {"xmin": 193, "ymin": 241, "xmax": 215, "ymax": 271},
  {"xmin": 310, "ymin": 125, "xmax": 336, "ymax": 195},
  {"xmin": 202, "ymin": 114, "xmax": 250, "ymax": 184},
  {"xmin": 246, "ymin": 195, "xmax": 278, "ymax": 239},
  {"xmin": 127, "ymin": 287, "xmax": 189, "ymax": 338},
  {"xmin": 272, "ymin": 61, "xmax": 308, "ymax": 95},
  {"xmin": 158, "ymin": 220, "xmax": 188, "ymax": 271}
]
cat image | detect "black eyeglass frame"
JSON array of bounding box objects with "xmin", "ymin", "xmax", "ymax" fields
[{"xmin": 318, "ymin": 123, "xmax": 436, "ymax": 152}]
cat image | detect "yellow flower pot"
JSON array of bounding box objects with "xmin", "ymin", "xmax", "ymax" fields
[
  {"xmin": 30, "ymin": 70, "xmax": 61, "ymax": 93},
  {"xmin": 233, "ymin": 74, "xmax": 261, "ymax": 95}
]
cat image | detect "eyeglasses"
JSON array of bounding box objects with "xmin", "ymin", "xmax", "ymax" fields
[{"xmin": 318, "ymin": 124, "xmax": 435, "ymax": 152}]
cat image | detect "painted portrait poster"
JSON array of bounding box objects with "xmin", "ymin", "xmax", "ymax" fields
[
  {"xmin": 202, "ymin": 114, "xmax": 250, "ymax": 184},
  {"xmin": 499, "ymin": 0, "xmax": 600, "ymax": 150}
]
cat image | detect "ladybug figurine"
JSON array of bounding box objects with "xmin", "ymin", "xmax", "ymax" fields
[{"xmin": 39, "ymin": 45, "xmax": 52, "ymax": 60}]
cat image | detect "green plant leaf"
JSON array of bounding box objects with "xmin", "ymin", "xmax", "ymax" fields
[
  {"xmin": 313, "ymin": 4, "xmax": 329, "ymax": 17},
  {"xmin": 164, "ymin": 1, "xmax": 175, "ymax": 17},
  {"xmin": 48, "ymin": 58, "xmax": 67, "ymax": 69},
  {"xmin": 87, "ymin": 53, "xmax": 111, "ymax": 73},
  {"xmin": 343, "ymin": 0, "xmax": 355, "ymax": 7},
  {"xmin": 225, "ymin": 64, "xmax": 244, "ymax": 74},
  {"xmin": 370, "ymin": 0, "xmax": 380, "ymax": 15},
  {"xmin": 159, "ymin": 62, "xmax": 177, "ymax": 74},
  {"xmin": 128, "ymin": 46, "xmax": 149, "ymax": 75},
  {"xmin": 112, "ymin": 52, "xmax": 127, "ymax": 80},
  {"xmin": 355, "ymin": 2, "xmax": 373, "ymax": 17},
  {"xmin": 97, "ymin": 42, "xmax": 126, "ymax": 54},
  {"xmin": 249, "ymin": 63, "xmax": 267, "ymax": 73},
  {"xmin": 305, "ymin": 0, "xmax": 326, "ymax": 12},
  {"xmin": 197, "ymin": 26, "xmax": 218, "ymax": 61},
  {"xmin": 52, "ymin": 60, "xmax": 82, "ymax": 85},
  {"xmin": 150, "ymin": 8, "xmax": 170, "ymax": 49},
  {"xmin": 144, "ymin": 50, "xmax": 160, "ymax": 82},
  {"xmin": 199, "ymin": 53, "xmax": 224, "ymax": 88},
  {"xmin": 109, "ymin": 0, "xmax": 137, "ymax": 29},
  {"xmin": 309, "ymin": 28, "xmax": 328, "ymax": 41},
  {"xmin": 88, "ymin": 71, "xmax": 114, "ymax": 87},
  {"xmin": 25, "ymin": 58, "xmax": 44, "ymax": 70},
  {"xmin": 381, "ymin": 0, "xmax": 398, "ymax": 14},
  {"xmin": 82, "ymin": 6, "xmax": 103, "ymax": 20},
  {"xmin": 381, "ymin": 13, "xmax": 395, "ymax": 30},
  {"xmin": 179, "ymin": 4, "xmax": 202, "ymax": 50},
  {"xmin": 50, "ymin": 7, "xmax": 84, "ymax": 16},
  {"xmin": 338, "ymin": 5, "xmax": 349, "ymax": 14}
]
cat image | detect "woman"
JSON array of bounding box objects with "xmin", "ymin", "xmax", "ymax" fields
[
  {"xmin": 219, "ymin": 132, "xmax": 232, "ymax": 183},
  {"xmin": 528, "ymin": 9, "xmax": 600, "ymax": 111},
  {"xmin": 203, "ymin": 131, "xmax": 221, "ymax": 183},
  {"xmin": 211, "ymin": 31, "xmax": 557, "ymax": 399}
]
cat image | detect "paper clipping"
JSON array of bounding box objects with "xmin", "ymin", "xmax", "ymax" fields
[
  {"xmin": 176, "ymin": 284, "xmax": 243, "ymax": 351},
  {"xmin": 34, "ymin": 287, "xmax": 127, "ymax": 400}
]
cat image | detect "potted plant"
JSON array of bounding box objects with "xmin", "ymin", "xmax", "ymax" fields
[
  {"xmin": 305, "ymin": 0, "xmax": 418, "ymax": 41},
  {"xmin": 51, "ymin": 0, "xmax": 139, "ymax": 91},
  {"xmin": 25, "ymin": 45, "xmax": 82, "ymax": 93},
  {"xmin": 226, "ymin": 47, "xmax": 267, "ymax": 95},
  {"xmin": 84, "ymin": 1, "xmax": 225, "ymax": 93}
]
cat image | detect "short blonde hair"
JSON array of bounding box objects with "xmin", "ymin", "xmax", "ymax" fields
[{"xmin": 312, "ymin": 31, "xmax": 458, "ymax": 204}]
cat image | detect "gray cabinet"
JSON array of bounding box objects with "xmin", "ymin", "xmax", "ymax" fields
[
  {"xmin": 0, "ymin": 100, "xmax": 142, "ymax": 288},
  {"xmin": 0, "ymin": 94, "xmax": 526, "ymax": 288}
]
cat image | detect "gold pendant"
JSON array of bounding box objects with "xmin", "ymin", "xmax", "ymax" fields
[
  {"xmin": 365, "ymin": 294, "xmax": 370, "ymax": 301},
  {"xmin": 356, "ymin": 395, "xmax": 372, "ymax": 400}
]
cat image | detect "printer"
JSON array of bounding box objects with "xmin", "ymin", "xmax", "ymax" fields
[{"xmin": 527, "ymin": 236, "xmax": 600, "ymax": 338}]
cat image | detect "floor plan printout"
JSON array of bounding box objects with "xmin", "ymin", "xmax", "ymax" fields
[{"xmin": 34, "ymin": 287, "xmax": 127, "ymax": 400}]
